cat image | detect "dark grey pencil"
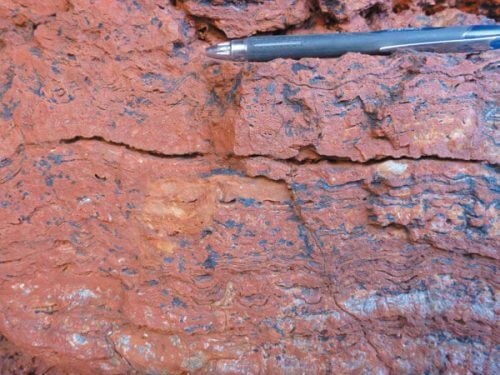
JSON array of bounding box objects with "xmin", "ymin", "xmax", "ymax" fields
[{"xmin": 206, "ymin": 25, "xmax": 500, "ymax": 62}]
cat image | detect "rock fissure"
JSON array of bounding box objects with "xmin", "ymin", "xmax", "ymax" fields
[{"xmin": 59, "ymin": 136, "xmax": 206, "ymax": 159}]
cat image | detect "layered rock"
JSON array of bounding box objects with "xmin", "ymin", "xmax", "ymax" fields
[
  {"xmin": 0, "ymin": 0, "xmax": 498, "ymax": 374},
  {"xmin": 1, "ymin": 140, "xmax": 497, "ymax": 374},
  {"xmin": 245, "ymin": 157, "xmax": 499, "ymax": 373},
  {"xmin": 318, "ymin": 0, "xmax": 498, "ymax": 30},
  {"xmin": 0, "ymin": 0, "xmax": 213, "ymax": 155},
  {"xmin": 230, "ymin": 51, "xmax": 499, "ymax": 162},
  {"xmin": 180, "ymin": 0, "xmax": 311, "ymax": 38}
]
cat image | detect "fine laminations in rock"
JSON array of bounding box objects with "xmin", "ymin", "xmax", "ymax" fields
[{"xmin": 0, "ymin": 0, "xmax": 498, "ymax": 374}]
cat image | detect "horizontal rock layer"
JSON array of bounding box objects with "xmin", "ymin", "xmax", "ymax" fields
[
  {"xmin": 0, "ymin": 0, "xmax": 498, "ymax": 374},
  {"xmin": 181, "ymin": 0, "xmax": 311, "ymax": 38},
  {"xmin": 1, "ymin": 141, "xmax": 498, "ymax": 374},
  {"xmin": 231, "ymin": 51, "xmax": 499, "ymax": 162}
]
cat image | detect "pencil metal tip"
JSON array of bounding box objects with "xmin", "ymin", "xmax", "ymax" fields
[{"xmin": 206, "ymin": 42, "xmax": 232, "ymax": 60}]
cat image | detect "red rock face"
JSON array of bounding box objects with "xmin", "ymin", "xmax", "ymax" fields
[
  {"xmin": 181, "ymin": 0, "xmax": 312, "ymax": 38},
  {"xmin": 0, "ymin": 1, "xmax": 498, "ymax": 374},
  {"xmin": 318, "ymin": 0, "xmax": 498, "ymax": 30},
  {"xmin": 232, "ymin": 52, "xmax": 498, "ymax": 162}
]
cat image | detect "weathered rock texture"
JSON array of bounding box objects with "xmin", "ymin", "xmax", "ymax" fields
[
  {"xmin": 181, "ymin": 0, "xmax": 312, "ymax": 38},
  {"xmin": 0, "ymin": 1, "xmax": 498, "ymax": 374},
  {"xmin": 231, "ymin": 52, "xmax": 499, "ymax": 162},
  {"xmin": 318, "ymin": 0, "xmax": 498, "ymax": 31}
]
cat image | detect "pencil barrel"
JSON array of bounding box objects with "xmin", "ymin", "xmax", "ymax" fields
[{"xmin": 245, "ymin": 25, "xmax": 499, "ymax": 61}]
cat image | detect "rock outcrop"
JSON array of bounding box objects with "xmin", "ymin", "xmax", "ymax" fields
[{"xmin": 0, "ymin": 0, "xmax": 498, "ymax": 374}]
